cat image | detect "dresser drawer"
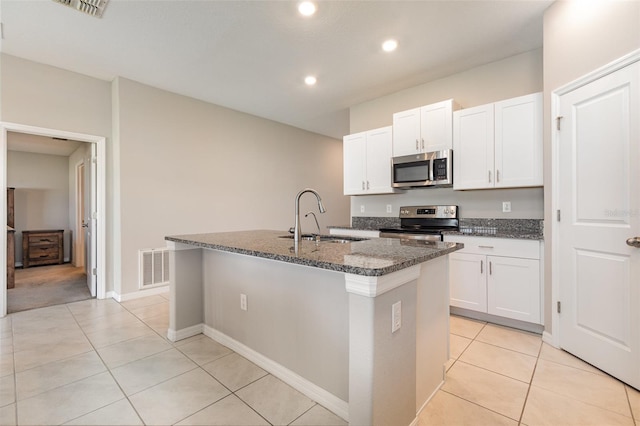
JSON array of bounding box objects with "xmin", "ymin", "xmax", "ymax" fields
[
  {"xmin": 28, "ymin": 233, "xmax": 60, "ymax": 245},
  {"xmin": 22, "ymin": 230, "xmax": 64, "ymax": 268},
  {"xmin": 29, "ymin": 245, "xmax": 60, "ymax": 261}
]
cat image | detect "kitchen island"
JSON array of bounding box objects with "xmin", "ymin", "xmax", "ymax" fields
[{"xmin": 165, "ymin": 230, "xmax": 462, "ymax": 426}]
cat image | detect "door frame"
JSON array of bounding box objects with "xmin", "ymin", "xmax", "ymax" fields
[
  {"xmin": 0, "ymin": 122, "xmax": 106, "ymax": 317},
  {"xmin": 75, "ymin": 160, "xmax": 86, "ymax": 269},
  {"xmin": 550, "ymin": 49, "xmax": 640, "ymax": 347}
]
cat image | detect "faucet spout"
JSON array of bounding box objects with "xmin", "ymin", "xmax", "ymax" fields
[
  {"xmin": 304, "ymin": 211, "xmax": 321, "ymax": 235},
  {"xmin": 294, "ymin": 188, "xmax": 326, "ymax": 243}
]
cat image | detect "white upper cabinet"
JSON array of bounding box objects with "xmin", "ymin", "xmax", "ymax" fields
[
  {"xmin": 393, "ymin": 99, "xmax": 459, "ymax": 156},
  {"xmin": 453, "ymin": 92, "xmax": 542, "ymax": 190},
  {"xmin": 343, "ymin": 126, "xmax": 396, "ymax": 195}
]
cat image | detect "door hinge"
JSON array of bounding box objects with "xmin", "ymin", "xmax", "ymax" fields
[
  {"xmin": 91, "ymin": 156, "xmax": 97, "ymax": 164},
  {"xmin": 557, "ymin": 301, "xmax": 561, "ymax": 314},
  {"xmin": 92, "ymin": 268, "xmax": 97, "ymax": 276},
  {"xmin": 557, "ymin": 209, "xmax": 561, "ymax": 222},
  {"xmin": 556, "ymin": 116, "xmax": 564, "ymax": 131}
]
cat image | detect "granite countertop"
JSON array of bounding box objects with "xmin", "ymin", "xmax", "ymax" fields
[
  {"xmin": 331, "ymin": 218, "xmax": 544, "ymax": 241},
  {"xmin": 166, "ymin": 230, "xmax": 462, "ymax": 277}
]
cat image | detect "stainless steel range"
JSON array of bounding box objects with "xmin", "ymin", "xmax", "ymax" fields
[{"xmin": 379, "ymin": 205, "xmax": 459, "ymax": 242}]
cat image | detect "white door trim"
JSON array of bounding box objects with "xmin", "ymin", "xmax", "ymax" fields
[
  {"xmin": 550, "ymin": 49, "xmax": 640, "ymax": 347},
  {"xmin": 0, "ymin": 122, "xmax": 107, "ymax": 317}
]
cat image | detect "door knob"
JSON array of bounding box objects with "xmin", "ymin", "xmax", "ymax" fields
[{"xmin": 626, "ymin": 237, "xmax": 640, "ymax": 248}]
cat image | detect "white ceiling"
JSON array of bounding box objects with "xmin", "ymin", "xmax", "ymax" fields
[
  {"xmin": 7, "ymin": 132, "xmax": 84, "ymax": 156},
  {"xmin": 0, "ymin": 0, "xmax": 552, "ymax": 140}
]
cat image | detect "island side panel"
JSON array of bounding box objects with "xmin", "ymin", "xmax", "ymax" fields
[
  {"xmin": 416, "ymin": 255, "xmax": 450, "ymax": 412},
  {"xmin": 202, "ymin": 249, "xmax": 349, "ymax": 402},
  {"xmin": 168, "ymin": 242, "xmax": 204, "ymax": 340},
  {"xmin": 349, "ymin": 281, "xmax": 417, "ymax": 426}
]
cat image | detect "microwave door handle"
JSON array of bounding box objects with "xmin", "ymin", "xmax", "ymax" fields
[{"xmin": 429, "ymin": 159, "xmax": 434, "ymax": 182}]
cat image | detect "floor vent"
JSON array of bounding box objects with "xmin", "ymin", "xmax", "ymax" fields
[{"xmin": 139, "ymin": 248, "xmax": 169, "ymax": 289}]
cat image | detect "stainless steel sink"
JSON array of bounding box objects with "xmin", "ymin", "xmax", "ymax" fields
[{"xmin": 278, "ymin": 234, "xmax": 368, "ymax": 243}]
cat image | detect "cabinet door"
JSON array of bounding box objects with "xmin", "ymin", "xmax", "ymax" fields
[
  {"xmin": 392, "ymin": 107, "xmax": 421, "ymax": 157},
  {"xmin": 494, "ymin": 93, "xmax": 542, "ymax": 188},
  {"xmin": 453, "ymin": 104, "xmax": 495, "ymax": 190},
  {"xmin": 421, "ymin": 100, "xmax": 454, "ymax": 152},
  {"xmin": 365, "ymin": 127, "xmax": 394, "ymax": 194},
  {"xmin": 343, "ymin": 132, "xmax": 367, "ymax": 195},
  {"xmin": 449, "ymin": 252, "xmax": 487, "ymax": 312},
  {"xmin": 487, "ymin": 256, "xmax": 540, "ymax": 324}
]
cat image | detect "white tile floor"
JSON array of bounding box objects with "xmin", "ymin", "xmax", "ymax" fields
[{"xmin": 0, "ymin": 293, "xmax": 638, "ymax": 425}]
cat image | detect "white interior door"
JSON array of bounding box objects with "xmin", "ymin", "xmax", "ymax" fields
[
  {"xmin": 85, "ymin": 143, "xmax": 97, "ymax": 297},
  {"xmin": 558, "ymin": 61, "xmax": 640, "ymax": 389}
]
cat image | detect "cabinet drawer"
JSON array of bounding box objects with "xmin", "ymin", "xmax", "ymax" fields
[
  {"xmin": 443, "ymin": 235, "xmax": 540, "ymax": 259},
  {"xmin": 29, "ymin": 245, "xmax": 59, "ymax": 260},
  {"xmin": 28, "ymin": 234, "xmax": 61, "ymax": 246}
]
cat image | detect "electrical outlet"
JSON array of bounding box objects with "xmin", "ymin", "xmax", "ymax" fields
[
  {"xmin": 386, "ymin": 204, "xmax": 393, "ymax": 213},
  {"xmin": 240, "ymin": 294, "xmax": 247, "ymax": 311},
  {"xmin": 502, "ymin": 201, "xmax": 511, "ymax": 213},
  {"xmin": 392, "ymin": 301, "xmax": 402, "ymax": 333},
  {"xmin": 360, "ymin": 205, "xmax": 365, "ymax": 213}
]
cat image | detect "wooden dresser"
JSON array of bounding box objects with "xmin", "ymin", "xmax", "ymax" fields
[{"xmin": 22, "ymin": 230, "xmax": 64, "ymax": 268}]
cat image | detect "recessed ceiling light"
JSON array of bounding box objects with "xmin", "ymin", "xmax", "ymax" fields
[
  {"xmin": 382, "ymin": 39, "xmax": 398, "ymax": 52},
  {"xmin": 304, "ymin": 76, "xmax": 317, "ymax": 86},
  {"xmin": 298, "ymin": 1, "xmax": 316, "ymax": 17}
]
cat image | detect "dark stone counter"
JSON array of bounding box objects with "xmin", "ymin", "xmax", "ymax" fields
[{"xmin": 166, "ymin": 230, "xmax": 462, "ymax": 277}]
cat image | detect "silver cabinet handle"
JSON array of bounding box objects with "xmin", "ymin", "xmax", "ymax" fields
[
  {"xmin": 627, "ymin": 237, "xmax": 640, "ymax": 248},
  {"xmin": 488, "ymin": 170, "xmax": 492, "ymax": 183},
  {"xmin": 367, "ymin": 181, "xmax": 370, "ymax": 190},
  {"xmin": 421, "ymin": 138, "xmax": 425, "ymax": 150},
  {"xmin": 489, "ymin": 261, "xmax": 493, "ymax": 275},
  {"xmin": 415, "ymin": 139, "xmax": 419, "ymax": 151},
  {"xmin": 480, "ymin": 260, "xmax": 483, "ymax": 274},
  {"xmin": 478, "ymin": 245, "xmax": 494, "ymax": 249},
  {"xmin": 496, "ymin": 170, "xmax": 500, "ymax": 182},
  {"xmin": 362, "ymin": 181, "xmax": 365, "ymax": 190}
]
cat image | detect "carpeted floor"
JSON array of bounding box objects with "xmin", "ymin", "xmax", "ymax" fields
[{"xmin": 7, "ymin": 263, "xmax": 92, "ymax": 313}]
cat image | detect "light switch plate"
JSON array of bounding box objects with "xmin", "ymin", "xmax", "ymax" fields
[
  {"xmin": 392, "ymin": 301, "xmax": 401, "ymax": 333},
  {"xmin": 502, "ymin": 201, "xmax": 511, "ymax": 213},
  {"xmin": 386, "ymin": 204, "xmax": 393, "ymax": 213}
]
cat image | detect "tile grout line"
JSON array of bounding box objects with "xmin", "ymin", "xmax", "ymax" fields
[
  {"xmin": 65, "ymin": 302, "xmax": 148, "ymax": 426},
  {"xmin": 516, "ymin": 338, "xmax": 543, "ymax": 425},
  {"xmin": 117, "ymin": 297, "xmax": 276, "ymax": 425}
]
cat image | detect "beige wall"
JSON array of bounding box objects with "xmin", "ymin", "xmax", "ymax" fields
[
  {"xmin": 113, "ymin": 77, "xmax": 349, "ymax": 295},
  {"xmin": 1, "ymin": 53, "xmax": 116, "ymax": 290},
  {"xmin": 350, "ymin": 49, "xmax": 543, "ymax": 133},
  {"xmin": 542, "ymin": 0, "xmax": 640, "ymax": 329},
  {"xmin": 7, "ymin": 150, "xmax": 71, "ymax": 263},
  {"xmin": 348, "ymin": 49, "xmax": 544, "ymax": 219},
  {"xmin": 1, "ymin": 55, "xmax": 349, "ymax": 298}
]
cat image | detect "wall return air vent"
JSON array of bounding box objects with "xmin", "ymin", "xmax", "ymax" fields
[
  {"xmin": 52, "ymin": 0, "xmax": 109, "ymax": 18},
  {"xmin": 139, "ymin": 248, "xmax": 170, "ymax": 289}
]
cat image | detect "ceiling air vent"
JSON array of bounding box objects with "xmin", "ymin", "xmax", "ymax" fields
[{"xmin": 52, "ymin": 0, "xmax": 109, "ymax": 18}]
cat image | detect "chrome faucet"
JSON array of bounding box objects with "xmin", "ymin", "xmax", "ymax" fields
[
  {"xmin": 305, "ymin": 211, "xmax": 321, "ymax": 236},
  {"xmin": 294, "ymin": 188, "xmax": 326, "ymax": 243}
]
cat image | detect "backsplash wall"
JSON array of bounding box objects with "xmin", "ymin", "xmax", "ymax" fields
[{"xmin": 350, "ymin": 187, "xmax": 543, "ymax": 220}]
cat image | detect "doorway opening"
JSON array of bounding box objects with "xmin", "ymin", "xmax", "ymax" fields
[{"xmin": 1, "ymin": 123, "xmax": 106, "ymax": 317}]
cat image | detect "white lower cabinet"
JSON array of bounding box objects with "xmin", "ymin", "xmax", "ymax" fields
[{"xmin": 444, "ymin": 235, "xmax": 542, "ymax": 324}]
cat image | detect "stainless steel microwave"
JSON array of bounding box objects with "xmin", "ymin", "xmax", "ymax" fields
[{"xmin": 391, "ymin": 149, "xmax": 453, "ymax": 188}]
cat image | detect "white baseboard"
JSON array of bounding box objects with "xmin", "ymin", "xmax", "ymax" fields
[
  {"xmin": 542, "ymin": 331, "xmax": 558, "ymax": 348},
  {"xmin": 203, "ymin": 325, "xmax": 349, "ymax": 422},
  {"xmin": 167, "ymin": 323, "xmax": 204, "ymax": 342},
  {"xmin": 411, "ymin": 378, "xmax": 445, "ymax": 426},
  {"xmin": 111, "ymin": 285, "xmax": 169, "ymax": 302}
]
